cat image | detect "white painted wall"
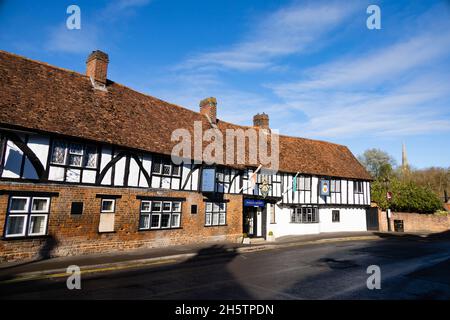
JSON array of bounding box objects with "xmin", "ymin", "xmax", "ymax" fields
[
  {"xmin": 319, "ymin": 207, "xmax": 367, "ymax": 233},
  {"xmin": 268, "ymin": 205, "xmax": 367, "ymax": 239},
  {"xmin": 267, "ymin": 206, "xmax": 321, "ymax": 238}
]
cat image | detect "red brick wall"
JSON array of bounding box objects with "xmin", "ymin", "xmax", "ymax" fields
[
  {"xmin": 0, "ymin": 182, "xmax": 243, "ymax": 262},
  {"xmin": 378, "ymin": 209, "xmax": 450, "ymax": 233}
]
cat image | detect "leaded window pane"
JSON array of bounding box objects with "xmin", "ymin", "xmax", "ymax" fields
[
  {"xmin": 84, "ymin": 145, "xmax": 97, "ymax": 168},
  {"xmin": 51, "ymin": 141, "xmax": 66, "ymax": 164},
  {"xmin": 152, "ymin": 162, "xmax": 161, "ymax": 173},
  {"xmin": 162, "ymin": 165, "xmax": 171, "ymax": 175},
  {"xmin": 69, "ymin": 154, "xmax": 82, "ymax": 166}
]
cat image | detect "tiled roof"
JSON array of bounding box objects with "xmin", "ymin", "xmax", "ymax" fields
[{"xmin": 0, "ymin": 50, "xmax": 372, "ymax": 180}]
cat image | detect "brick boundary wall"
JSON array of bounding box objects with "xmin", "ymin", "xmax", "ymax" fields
[
  {"xmin": 378, "ymin": 208, "xmax": 450, "ymax": 233},
  {"xmin": 0, "ymin": 182, "xmax": 243, "ymax": 262}
]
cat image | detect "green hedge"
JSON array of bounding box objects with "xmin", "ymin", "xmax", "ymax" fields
[{"xmin": 371, "ymin": 178, "xmax": 442, "ymax": 213}]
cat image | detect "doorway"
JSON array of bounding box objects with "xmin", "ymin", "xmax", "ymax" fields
[{"xmin": 243, "ymin": 206, "xmax": 264, "ymax": 238}]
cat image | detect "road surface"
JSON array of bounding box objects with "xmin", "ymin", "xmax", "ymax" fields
[{"xmin": 1, "ymin": 234, "xmax": 450, "ymax": 299}]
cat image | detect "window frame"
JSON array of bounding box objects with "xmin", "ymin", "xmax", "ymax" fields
[
  {"xmin": 205, "ymin": 201, "xmax": 227, "ymax": 227},
  {"xmin": 4, "ymin": 196, "xmax": 51, "ymax": 239},
  {"xmin": 31, "ymin": 197, "xmax": 50, "ymax": 213},
  {"xmin": 332, "ymin": 210, "xmax": 340, "ymax": 223},
  {"xmin": 354, "ymin": 181, "xmax": 364, "ymax": 194},
  {"xmin": 28, "ymin": 214, "xmax": 48, "ymax": 236},
  {"xmin": 151, "ymin": 158, "xmax": 181, "ymax": 178},
  {"xmin": 138, "ymin": 200, "xmax": 182, "ymax": 231},
  {"xmin": 50, "ymin": 139, "xmax": 98, "ymax": 169},
  {"xmin": 297, "ymin": 176, "xmax": 312, "ymax": 191},
  {"xmin": 101, "ymin": 199, "xmax": 116, "ymax": 213},
  {"xmin": 290, "ymin": 206, "xmax": 319, "ymax": 224}
]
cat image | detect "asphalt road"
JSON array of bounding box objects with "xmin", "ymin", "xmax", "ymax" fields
[{"xmin": 1, "ymin": 235, "xmax": 450, "ymax": 300}]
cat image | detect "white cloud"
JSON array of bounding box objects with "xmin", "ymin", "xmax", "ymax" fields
[
  {"xmin": 272, "ymin": 32, "xmax": 450, "ymax": 96},
  {"xmin": 178, "ymin": 1, "xmax": 360, "ymax": 71},
  {"xmin": 46, "ymin": 24, "xmax": 100, "ymax": 53}
]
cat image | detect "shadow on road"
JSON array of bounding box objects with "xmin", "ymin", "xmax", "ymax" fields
[{"xmin": 0, "ymin": 243, "xmax": 254, "ymax": 300}]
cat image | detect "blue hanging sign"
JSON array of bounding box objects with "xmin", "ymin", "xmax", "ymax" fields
[
  {"xmin": 320, "ymin": 179, "xmax": 330, "ymax": 196},
  {"xmin": 244, "ymin": 199, "xmax": 265, "ymax": 207},
  {"xmin": 201, "ymin": 168, "xmax": 216, "ymax": 192}
]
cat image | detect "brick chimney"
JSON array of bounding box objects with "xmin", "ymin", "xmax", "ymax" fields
[
  {"xmin": 253, "ymin": 113, "xmax": 269, "ymax": 129},
  {"xmin": 199, "ymin": 97, "xmax": 217, "ymax": 124},
  {"xmin": 86, "ymin": 50, "xmax": 109, "ymax": 85}
]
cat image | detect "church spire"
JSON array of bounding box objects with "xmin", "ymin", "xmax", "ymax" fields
[{"xmin": 402, "ymin": 142, "xmax": 409, "ymax": 172}]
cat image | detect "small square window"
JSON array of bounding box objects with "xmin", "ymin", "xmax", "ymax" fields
[
  {"xmin": 332, "ymin": 210, "xmax": 340, "ymax": 223},
  {"xmin": 71, "ymin": 202, "xmax": 83, "ymax": 215},
  {"xmin": 191, "ymin": 204, "xmax": 198, "ymax": 214},
  {"xmin": 101, "ymin": 199, "xmax": 115, "ymax": 213}
]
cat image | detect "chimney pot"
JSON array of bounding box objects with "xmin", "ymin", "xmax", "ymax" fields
[
  {"xmin": 253, "ymin": 112, "xmax": 269, "ymax": 129},
  {"xmin": 199, "ymin": 97, "xmax": 217, "ymax": 124},
  {"xmin": 86, "ymin": 50, "xmax": 109, "ymax": 85}
]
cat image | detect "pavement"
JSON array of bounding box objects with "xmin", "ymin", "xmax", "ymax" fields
[{"xmin": 0, "ymin": 231, "xmax": 437, "ymax": 284}]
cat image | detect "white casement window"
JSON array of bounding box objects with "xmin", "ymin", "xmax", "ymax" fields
[
  {"xmin": 290, "ymin": 206, "xmax": 319, "ymax": 224},
  {"xmin": 171, "ymin": 202, "xmax": 181, "ymax": 228},
  {"xmin": 51, "ymin": 140, "xmax": 97, "ymax": 168},
  {"xmin": 354, "ymin": 181, "xmax": 364, "ymax": 194},
  {"xmin": 297, "ymin": 176, "xmax": 311, "ymax": 191},
  {"xmin": 5, "ymin": 196, "xmax": 50, "ymax": 238},
  {"xmin": 139, "ymin": 200, "xmax": 182, "ymax": 230},
  {"xmin": 331, "ymin": 180, "xmax": 341, "ymax": 193},
  {"xmin": 101, "ymin": 199, "xmax": 115, "ymax": 213},
  {"xmin": 205, "ymin": 202, "xmax": 227, "ymax": 226},
  {"xmin": 151, "ymin": 158, "xmax": 181, "ymax": 177}
]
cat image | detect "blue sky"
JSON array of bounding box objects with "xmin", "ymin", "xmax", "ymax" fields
[{"xmin": 1, "ymin": 0, "xmax": 449, "ymax": 168}]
